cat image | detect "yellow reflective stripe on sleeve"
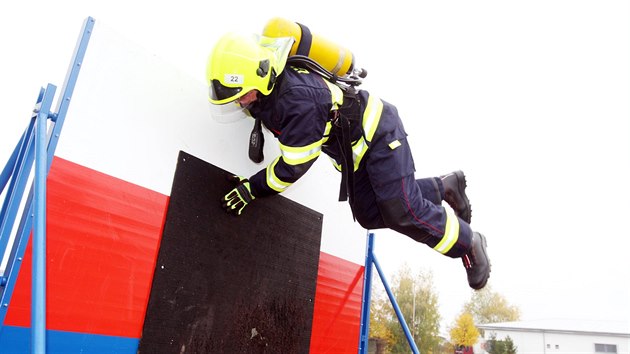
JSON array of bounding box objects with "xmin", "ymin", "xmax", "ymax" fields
[
  {"xmin": 322, "ymin": 80, "xmax": 344, "ymax": 109},
  {"xmin": 266, "ymin": 157, "xmax": 292, "ymax": 192},
  {"xmin": 362, "ymin": 95, "xmax": 383, "ymax": 142},
  {"xmin": 433, "ymin": 210, "xmax": 460, "ymax": 254},
  {"xmin": 279, "ymin": 140, "xmax": 322, "ymax": 165}
]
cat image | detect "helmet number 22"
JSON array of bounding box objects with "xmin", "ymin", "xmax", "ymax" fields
[{"xmin": 225, "ymin": 74, "xmax": 244, "ymax": 84}]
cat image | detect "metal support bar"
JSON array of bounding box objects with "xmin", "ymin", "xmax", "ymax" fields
[
  {"xmin": 0, "ymin": 102, "xmax": 38, "ymax": 328},
  {"xmin": 47, "ymin": 17, "xmax": 94, "ymax": 164},
  {"xmin": 372, "ymin": 250, "xmax": 419, "ymax": 354},
  {"xmin": 0, "ymin": 17, "xmax": 95, "ymax": 352},
  {"xmin": 32, "ymin": 83, "xmax": 56, "ymax": 354},
  {"xmin": 0, "ymin": 133, "xmax": 22, "ymax": 194},
  {"xmin": 0, "ymin": 111, "xmax": 37, "ymax": 269},
  {"xmin": 358, "ymin": 232, "xmax": 375, "ymax": 353},
  {"xmin": 0, "ymin": 185, "xmax": 35, "ymax": 326},
  {"xmin": 358, "ymin": 232, "xmax": 420, "ymax": 354}
]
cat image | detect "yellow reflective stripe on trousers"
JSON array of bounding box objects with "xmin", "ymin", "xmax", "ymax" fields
[
  {"xmin": 279, "ymin": 140, "xmax": 322, "ymax": 165},
  {"xmin": 266, "ymin": 156, "xmax": 291, "ymax": 192},
  {"xmin": 433, "ymin": 210, "xmax": 460, "ymax": 254},
  {"xmin": 362, "ymin": 95, "xmax": 383, "ymax": 142}
]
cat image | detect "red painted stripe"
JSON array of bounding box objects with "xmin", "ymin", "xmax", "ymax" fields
[
  {"xmin": 4, "ymin": 156, "xmax": 365, "ymax": 349},
  {"xmin": 4, "ymin": 157, "xmax": 168, "ymax": 338},
  {"xmin": 310, "ymin": 252, "xmax": 364, "ymax": 353}
]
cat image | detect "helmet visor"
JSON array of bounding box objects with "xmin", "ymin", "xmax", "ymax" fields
[
  {"xmin": 208, "ymin": 100, "xmax": 250, "ymax": 124},
  {"xmin": 209, "ymin": 79, "xmax": 243, "ymax": 103}
]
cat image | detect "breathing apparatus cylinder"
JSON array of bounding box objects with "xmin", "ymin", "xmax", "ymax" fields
[{"xmin": 263, "ymin": 17, "xmax": 355, "ymax": 77}]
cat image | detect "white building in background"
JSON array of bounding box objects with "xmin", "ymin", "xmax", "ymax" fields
[{"xmin": 478, "ymin": 319, "xmax": 629, "ymax": 354}]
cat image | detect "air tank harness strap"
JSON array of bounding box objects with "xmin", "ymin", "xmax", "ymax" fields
[
  {"xmin": 331, "ymin": 110, "xmax": 355, "ymax": 205},
  {"xmin": 332, "ymin": 89, "xmax": 363, "ymax": 207},
  {"xmin": 295, "ymin": 22, "xmax": 313, "ymax": 56}
]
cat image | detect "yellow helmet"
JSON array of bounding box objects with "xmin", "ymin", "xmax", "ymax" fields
[{"xmin": 206, "ymin": 32, "xmax": 294, "ymax": 105}]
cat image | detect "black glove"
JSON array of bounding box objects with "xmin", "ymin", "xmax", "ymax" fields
[{"xmin": 221, "ymin": 175, "xmax": 255, "ymax": 215}]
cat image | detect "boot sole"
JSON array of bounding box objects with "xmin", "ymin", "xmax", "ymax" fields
[
  {"xmin": 453, "ymin": 170, "xmax": 472, "ymax": 224},
  {"xmin": 471, "ymin": 233, "xmax": 491, "ymax": 290}
]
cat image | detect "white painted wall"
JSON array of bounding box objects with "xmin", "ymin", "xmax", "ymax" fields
[{"xmin": 54, "ymin": 20, "xmax": 366, "ymax": 264}]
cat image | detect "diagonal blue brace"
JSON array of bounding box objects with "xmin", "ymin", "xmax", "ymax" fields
[{"xmin": 358, "ymin": 231, "xmax": 420, "ymax": 354}]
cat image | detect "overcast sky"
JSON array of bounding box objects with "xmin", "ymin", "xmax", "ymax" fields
[{"xmin": 1, "ymin": 0, "xmax": 629, "ymax": 333}]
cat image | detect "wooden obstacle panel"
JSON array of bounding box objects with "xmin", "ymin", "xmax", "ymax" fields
[{"xmin": 138, "ymin": 151, "xmax": 323, "ymax": 353}]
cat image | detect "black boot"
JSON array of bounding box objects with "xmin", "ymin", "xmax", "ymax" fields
[
  {"xmin": 462, "ymin": 232, "xmax": 491, "ymax": 290},
  {"xmin": 440, "ymin": 170, "xmax": 472, "ymax": 224}
]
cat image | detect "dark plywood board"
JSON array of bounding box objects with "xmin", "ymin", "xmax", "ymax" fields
[{"xmin": 138, "ymin": 151, "xmax": 323, "ymax": 354}]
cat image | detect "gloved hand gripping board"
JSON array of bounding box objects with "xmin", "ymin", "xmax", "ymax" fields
[{"xmin": 138, "ymin": 151, "xmax": 323, "ymax": 353}]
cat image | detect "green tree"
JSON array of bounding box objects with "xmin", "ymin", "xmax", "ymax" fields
[
  {"xmin": 449, "ymin": 312, "xmax": 480, "ymax": 347},
  {"xmin": 487, "ymin": 333, "xmax": 518, "ymax": 354},
  {"xmin": 463, "ymin": 285, "xmax": 520, "ymax": 325},
  {"xmin": 487, "ymin": 333, "xmax": 504, "ymax": 354},
  {"xmin": 369, "ymin": 286, "xmax": 395, "ymax": 348},
  {"xmin": 384, "ymin": 264, "xmax": 442, "ymax": 354},
  {"xmin": 504, "ymin": 336, "xmax": 518, "ymax": 354}
]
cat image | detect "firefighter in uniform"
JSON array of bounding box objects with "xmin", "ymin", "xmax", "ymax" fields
[{"xmin": 206, "ymin": 32, "xmax": 491, "ymax": 290}]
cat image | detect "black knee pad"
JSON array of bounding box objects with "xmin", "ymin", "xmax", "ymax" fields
[{"xmin": 377, "ymin": 198, "xmax": 434, "ymax": 245}]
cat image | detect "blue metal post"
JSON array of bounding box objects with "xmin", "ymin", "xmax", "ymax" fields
[
  {"xmin": 33, "ymin": 83, "xmax": 56, "ymax": 354},
  {"xmin": 358, "ymin": 232, "xmax": 376, "ymax": 354}
]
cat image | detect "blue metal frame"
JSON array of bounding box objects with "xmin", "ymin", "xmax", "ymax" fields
[
  {"xmin": 0, "ymin": 16, "xmax": 95, "ymax": 352},
  {"xmin": 0, "ymin": 114, "xmax": 37, "ymax": 264},
  {"xmin": 0, "ymin": 133, "xmax": 23, "ymax": 198},
  {"xmin": 358, "ymin": 232, "xmax": 420, "ymax": 354},
  {"xmin": 33, "ymin": 83, "xmax": 56, "ymax": 353}
]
